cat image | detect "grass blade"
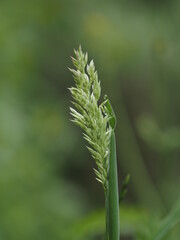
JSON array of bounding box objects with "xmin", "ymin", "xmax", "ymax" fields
[
  {"xmin": 109, "ymin": 131, "xmax": 119, "ymax": 240},
  {"xmin": 153, "ymin": 200, "xmax": 180, "ymax": 240},
  {"xmin": 105, "ymin": 186, "xmax": 109, "ymax": 240}
]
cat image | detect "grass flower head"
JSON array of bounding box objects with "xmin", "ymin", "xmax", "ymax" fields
[{"xmin": 69, "ymin": 46, "xmax": 112, "ymax": 192}]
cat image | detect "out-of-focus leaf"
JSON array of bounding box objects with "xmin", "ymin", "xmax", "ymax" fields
[
  {"xmin": 68, "ymin": 205, "xmax": 149, "ymax": 240},
  {"xmin": 153, "ymin": 199, "xmax": 180, "ymax": 240}
]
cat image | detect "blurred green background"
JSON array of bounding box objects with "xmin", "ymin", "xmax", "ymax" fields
[{"xmin": 0, "ymin": 0, "xmax": 180, "ymax": 239}]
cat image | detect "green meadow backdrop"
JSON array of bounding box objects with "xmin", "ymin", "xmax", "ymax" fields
[{"xmin": 0, "ymin": 0, "xmax": 180, "ymax": 239}]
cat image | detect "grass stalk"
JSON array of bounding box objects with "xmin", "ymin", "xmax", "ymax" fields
[
  {"xmin": 105, "ymin": 186, "xmax": 109, "ymax": 240},
  {"xmin": 69, "ymin": 46, "xmax": 120, "ymax": 240},
  {"xmin": 109, "ymin": 131, "xmax": 119, "ymax": 240}
]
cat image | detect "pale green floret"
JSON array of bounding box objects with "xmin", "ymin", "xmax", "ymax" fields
[{"xmin": 69, "ymin": 46, "xmax": 112, "ymax": 192}]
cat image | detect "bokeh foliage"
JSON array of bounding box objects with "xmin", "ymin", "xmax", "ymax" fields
[{"xmin": 0, "ymin": 0, "xmax": 180, "ymax": 239}]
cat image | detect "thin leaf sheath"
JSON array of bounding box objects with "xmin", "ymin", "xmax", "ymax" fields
[
  {"xmin": 105, "ymin": 186, "xmax": 109, "ymax": 240},
  {"xmin": 109, "ymin": 131, "xmax": 119, "ymax": 240}
]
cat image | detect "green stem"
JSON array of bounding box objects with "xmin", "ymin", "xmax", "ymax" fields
[
  {"xmin": 105, "ymin": 186, "xmax": 109, "ymax": 240},
  {"xmin": 109, "ymin": 131, "xmax": 119, "ymax": 240}
]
